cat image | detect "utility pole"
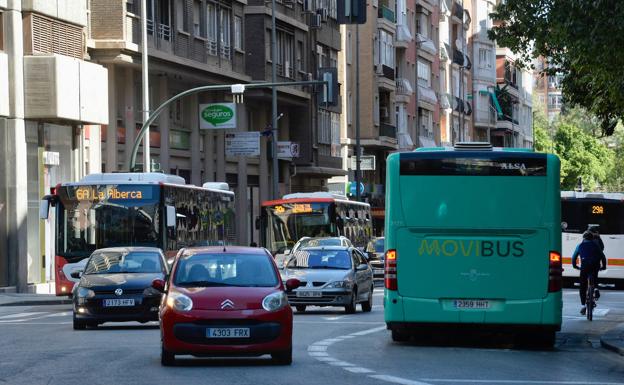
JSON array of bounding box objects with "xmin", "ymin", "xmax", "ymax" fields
[
  {"xmin": 141, "ymin": 0, "xmax": 151, "ymax": 172},
  {"xmin": 271, "ymin": 0, "xmax": 279, "ymax": 199},
  {"xmin": 355, "ymin": 24, "xmax": 361, "ymax": 202},
  {"xmin": 459, "ymin": 0, "xmax": 464, "ymax": 143}
]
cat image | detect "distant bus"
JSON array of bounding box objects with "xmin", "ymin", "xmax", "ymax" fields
[
  {"xmin": 561, "ymin": 191, "xmax": 624, "ymax": 288},
  {"xmin": 384, "ymin": 143, "xmax": 562, "ymax": 346},
  {"xmin": 40, "ymin": 173, "xmax": 235, "ymax": 296},
  {"xmin": 259, "ymin": 192, "xmax": 372, "ymax": 256}
]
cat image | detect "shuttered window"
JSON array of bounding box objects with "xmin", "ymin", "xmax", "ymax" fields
[{"xmin": 28, "ymin": 14, "xmax": 84, "ymax": 59}]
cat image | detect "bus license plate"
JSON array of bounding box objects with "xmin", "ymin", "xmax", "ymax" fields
[
  {"xmin": 296, "ymin": 290, "xmax": 322, "ymax": 298},
  {"xmin": 103, "ymin": 299, "xmax": 135, "ymax": 307},
  {"xmin": 206, "ymin": 328, "xmax": 250, "ymax": 338},
  {"xmin": 453, "ymin": 299, "xmax": 490, "ymax": 309}
]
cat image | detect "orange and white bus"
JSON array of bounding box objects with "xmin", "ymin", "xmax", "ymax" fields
[{"xmin": 561, "ymin": 191, "xmax": 624, "ymax": 289}]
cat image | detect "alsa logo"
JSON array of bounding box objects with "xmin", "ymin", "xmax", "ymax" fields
[
  {"xmin": 500, "ymin": 162, "xmax": 527, "ymax": 171},
  {"xmin": 418, "ymin": 240, "xmax": 524, "ymax": 257}
]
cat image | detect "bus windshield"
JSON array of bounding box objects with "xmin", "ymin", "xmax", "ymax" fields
[
  {"xmin": 562, "ymin": 199, "xmax": 624, "ymax": 235},
  {"xmin": 264, "ymin": 202, "xmax": 335, "ymax": 254},
  {"xmin": 57, "ymin": 185, "xmax": 161, "ymax": 261}
]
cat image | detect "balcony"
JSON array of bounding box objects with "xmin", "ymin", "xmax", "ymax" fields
[
  {"xmin": 23, "ymin": 55, "xmax": 108, "ymax": 124},
  {"xmin": 416, "ymin": 33, "xmax": 437, "ymax": 56},
  {"xmin": 418, "ymin": 85, "xmax": 438, "ymax": 106},
  {"xmin": 452, "ymin": 97, "xmax": 472, "ymax": 115},
  {"xmin": 452, "ymin": 0, "xmax": 463, "ymax": 21},
  {"xmin": 378, "ymin": 5, "xmax": 396, "ymax": 23},
  {"xmin": 452, "ymin": 49, "xmax": 471, "ymax": 69},
  {"xmin": 396, "ymin": 78, "xmax": 413, "ymax": 104},
  {"xmin": 396, "ymin": 24, "xmax": 412, "ymax": 47},
  {"xmin": 380, "ymin": 122, "xmax": 397, "ymax": 139}
]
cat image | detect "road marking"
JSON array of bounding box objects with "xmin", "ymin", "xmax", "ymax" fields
[
  {"xmin": 295, "ymin": 321, "xmax": 384, "ymax": 325},
  {"xmin": 344, "ymin": 367, "xmax": 375, "ymax": 374},
  {"xmin": 349, "ymin": 326, "xmax": 386, "ymax": 336},
  {"xmin": 369, "ymin": 374, "xmax": 433, "ymax": 385},
  {"xmin": 420, "ymin": 380, "xmax": 624, "ymax": 385},
  {"xmin": 0, "ymin": 312, "xmax": 45, "ymax": 320},
  {"xmin": 0, "ymin": 311, "xmax": 71, "ymax": 323},
  {"xmin": 328, "ymin": 361, "xmax": 355, "ymax": 367}
]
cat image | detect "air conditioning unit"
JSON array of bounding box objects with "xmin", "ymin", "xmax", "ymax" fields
[
  {"xmin": 303, "ymin": 0, "xmax": 315, "ymax": 13},
  {"xmin": 309, "ymin": 14, "xmax": 322, "ymax": 28},
  {"xmin": 317, "ymin": 8, "xmax": 328, "ymax": 22}
]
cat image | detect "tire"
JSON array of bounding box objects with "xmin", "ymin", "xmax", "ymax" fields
[
  {"xmin": 72, "ymin": 315, "xmax": 86, "ymax": 330},
  {"xmin": 391, "ymin": 329, "xmax": 410, "ymax": 342},
  {"xmin": 345, "ymin": 289, "xmax": 357, "ymax": 314},
  {"xmin": 515, "ymin": 331, "xmax": 556, "ymax": 350},
  {"xmin": 295, "ymin": 305, "xmax": 306, "ymax": 313},
  {"xmin": 361, "ymin": 287, "xmax": 373, "ymax": 312},
  {"xmin": 161, "ymin": 344, "xmax": 175, "ymax": 366},
  {"xmin": 272, "ymin": 348, "xmax": 292, "ymax": 365}
]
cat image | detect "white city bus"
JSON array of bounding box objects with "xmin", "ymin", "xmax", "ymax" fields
[{"xmin": 561, "ymin": 191, "xmax": 624, "ymax": 288}]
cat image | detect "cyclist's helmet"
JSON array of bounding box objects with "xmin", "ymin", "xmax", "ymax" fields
[{"xmin": 583, "ymin": 230, "xmax": 594, "ymax": 240}]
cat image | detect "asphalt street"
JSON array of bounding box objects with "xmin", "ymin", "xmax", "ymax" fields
[{"xmin": 0, "ymin": 288, "xmax": 623, "ymax": 385}]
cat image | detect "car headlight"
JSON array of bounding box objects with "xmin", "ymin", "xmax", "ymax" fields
[
  {"xmin": 262, "ymin": 291, "xmax": 288, "ymax": 312},
  {"xmin": 77, "ymin": 287, "xmax": 95, "ymax": 298},
  {"xmin": 326, "ymin": 280, "xmax": 353, "ymax": 289},
  {"xmin": 166, "ymin": 291, "xmax": 193, "ymax": 311}
]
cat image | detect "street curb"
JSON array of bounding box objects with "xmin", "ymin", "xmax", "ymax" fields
[
  {"xmin": 600, "ymin": 324, "xmax": 624, "ymax": 356},
  {"xmin": 0, "ymin": 299, "xmax": 73, "ymax": 307}
]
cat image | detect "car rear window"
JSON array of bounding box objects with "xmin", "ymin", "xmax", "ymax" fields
[
  {"xmin": 173, "ymin": 253, "xmax": 278, "ymax": 287},
  {"xmin": 287, "ymin": 249, "xmax": 351, "ymax": 270}
]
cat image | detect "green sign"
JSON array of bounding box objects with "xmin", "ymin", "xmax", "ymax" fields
[{"xmin": 199, "ymin": 103, "xmax": 237, "ymax": 129}]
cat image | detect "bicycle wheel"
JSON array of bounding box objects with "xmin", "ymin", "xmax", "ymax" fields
[{"xmin": 586, "ymin": 279, "xmax": 594, "ymax": 321}]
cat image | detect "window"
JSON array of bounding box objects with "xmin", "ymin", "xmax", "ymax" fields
[
  {"xmin": 347, "ymin": 92, "xmax": 353, "ymax": 125},
  {"xmin": 126, "ymin": 0, "xmax": 137, "ymax": 13},
  {"xmin": 207, "ymin": 3, "xmax": 218, "ymax": 55},
  {"xmin": 379, "ymin": 30, "xmax": 394, "ymax": 68},
  {"xmin": 317, "ymin": 44, "xmax": 325, "ymax": 69},
  {"xmin": 296, "ymin": 41, "xmax": 304, "ymax": 72},
  {"xmin": 478, "ymin": 47, "xmax": 492, "ymax": 68},
  {"xmin": 417, "ymin": 60, "xmax": 431, "ymax": 87},
  {"xmin": 416, "ymin": 9, "xmax": 429, "ymax": 38},
  {"xmin": 419, "ymin": 108, "xmax": 433, "ymax": 137},
  {"xmin": 176, "ymin": 0, "xmax": 187, "ymax": 32},
  {"xmin": 234, "ymin": 16, "xmax": 242, "ymax": 50},
  {"xmin": 193, "ymin": 0, "xmax": 201, "ymax": 36},
  {"xmin": 452, "ymin": 69, "xmax": 459, "ymax": 97},
  {"xmin": 219, "ymin": 8, "xmax": 231, "ymax": 59},
  {"xmin": 329, "ymin": 49, "xmax": 337, "ymax": 68},
  {"xmin": 0, "ymin": 11, "xmax": 4, "ymax": 52},
  {"xmin": 276, "ymin": 30, "xmax": 294, "ymax": 78},
  {"xmin": 346, "ymin": 31, "xmax": 352, "ymax": 64}
]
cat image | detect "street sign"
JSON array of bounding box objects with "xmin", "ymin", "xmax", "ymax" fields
[
  {"xmin": 199, "ymin": 103, "xmax": 237, "ymax": 129},
  {"xmin": 277, "ymin": 141, "xmax": 300, "ymax": 159},
  {"xmin": 349, "ymin": 182, "xmax": 365, "ymax": 196},
  {"xmin": 351, "ymin": 155, "xmax": 376, "ymax": 171},
  {"xmin": 225, "ymin": 132, "xmax": 260, "ymax": 157}
]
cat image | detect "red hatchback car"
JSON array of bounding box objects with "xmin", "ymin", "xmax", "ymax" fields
[{"xmin": 152, "ymin": 246, "xmax": 300, "ymax": 366}]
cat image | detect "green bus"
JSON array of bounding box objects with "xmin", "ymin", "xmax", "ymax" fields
[{"xmin": 384, "ymin": 143, "xmax": 562, "ymax": 346}]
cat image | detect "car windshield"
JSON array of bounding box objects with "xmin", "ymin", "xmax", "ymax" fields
[
  {"xmin": 287, "ymin": 249, "xmax": 352, "ymax": 270},
  {"xmin": 84, "ymin": 251, "xmax": 164, "ymax": 274},
  {"xmin": 174, "ymin": 253, "xmax": 278, "ymax": 287},
  {"xmin": 298, "ymin": 238, "xmax": 342, "ymax": 250}
]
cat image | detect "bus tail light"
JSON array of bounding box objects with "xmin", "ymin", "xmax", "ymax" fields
[
  {"xmin": 548, "ymin": 251, "xmax": 562, "ymax": 292},
  {"xmin": 385, "ymin": 249, "xmax": 397, "ymax": 291}
]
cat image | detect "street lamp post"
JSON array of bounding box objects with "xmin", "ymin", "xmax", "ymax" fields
[
  {"xmin": 141, "ymin": 0, "xmax": 150, "ymax": 172},
  {"xmin": 270, "ymin": 0, "xmax": 279, "ymax": 199}
]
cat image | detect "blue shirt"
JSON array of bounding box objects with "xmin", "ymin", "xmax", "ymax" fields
[{"xmin": 572, "ymin": 239, "xmax": 606, "ymax": 271}]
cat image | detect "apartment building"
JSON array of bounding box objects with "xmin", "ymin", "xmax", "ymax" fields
[
  {"xmin": 534, "ymin": 56, "xmax": 563, "ymax": 122},
  {"xmin": 0, "ymin": 0, "xmax": 108, "ymax": 291}
]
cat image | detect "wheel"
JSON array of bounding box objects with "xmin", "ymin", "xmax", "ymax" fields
[
  {"xmin": 295, "ymin": 305, "xmax": 306, "ymax": 313},
  {"xmin": 515, "ymin": 331, "xmax": 556, "ymax": 349},
  {"xmin": 72, "ymin": 314, "xmax": 86, "ymax": 330},
  {"xmin": 361, "ymin": 287, "xmax": 373, "ymax": 312},
  {"xmin": 272, "ymin": 347, "xmax": 292, "ymax": 365},
  {"xmin": 161, "ymin": 344, "xmax": 175, "ymax": 366},
  {"xmin": 345, "ymin": 289, "xmax": 357, "ymax": 314},
  {"xmin": 391, "ymin": 329, "xmax": 410, "ymax": 342}
]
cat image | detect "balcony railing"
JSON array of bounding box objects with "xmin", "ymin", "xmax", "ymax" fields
[
  {"xmin": 378, "ymin": 6, "xmax": 396, "ymax": 23},
  {"xmin": 396, "ymin": 78, "xmax": 413, "ymax": 95},
  {"xmin": 380, "ymin": 122, "xmax": 397, "ymax": 138}
]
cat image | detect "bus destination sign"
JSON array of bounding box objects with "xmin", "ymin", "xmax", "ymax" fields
[{"xmin": 74, "ymin": 186, "xmax": 153, "ymax": 201}]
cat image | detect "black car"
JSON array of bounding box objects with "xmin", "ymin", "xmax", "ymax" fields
[
  {"xmin": 366, "ymin": 237, "xmax": 385, "ymax": 282},
  {"xmin": 72, "ymin": 247, "xmax": 168, "ymax": 330}
]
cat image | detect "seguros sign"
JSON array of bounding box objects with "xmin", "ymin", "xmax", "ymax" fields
[{"xmin": 200, "ymin": 103, "xmax": 237, "ymax": 129}]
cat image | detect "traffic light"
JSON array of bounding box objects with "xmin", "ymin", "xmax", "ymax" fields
[
  {"xmin": 317, "ymin": 67, "xmax": 338, "ymax": 106},
  {"xmin": 338, "ymin": 0, "xmax": 366, "ymax": 24}
]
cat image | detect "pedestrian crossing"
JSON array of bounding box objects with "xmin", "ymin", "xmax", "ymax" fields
[{"xmin": 0, "ymin": 310, "xmax": 71, "ymax": 324}]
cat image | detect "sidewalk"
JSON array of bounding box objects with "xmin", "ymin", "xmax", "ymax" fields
[
  {"xmin": 601, "ymin": 323, "xmax": 624, "ymax": 356},
  {"xmin": 0, "ymin": 292, "xmax": 72, "ymax": 307}
]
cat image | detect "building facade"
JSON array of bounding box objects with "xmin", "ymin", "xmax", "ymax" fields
[
  {"xmin": 534, "ymin": 56, "xmax": 563, "ymax": 122},
  {"xmin": 0, "ymin": 0, "xmax": 108, "ymax": 291}
]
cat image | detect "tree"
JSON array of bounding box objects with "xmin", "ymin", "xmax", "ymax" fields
[
  {"xmin": 489, "ymin": 0, "xmax": 624, "ymax": 136},
  {"xmin": 554, "ymin": 123, "xmax": 614, "ymax": 191},
  {"xmin": 533, "ymin": 105, "xmax": 554, "ymax": 153}
]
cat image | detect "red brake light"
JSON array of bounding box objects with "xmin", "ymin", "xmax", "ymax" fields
[
  {"xmin": 548, "ymin": 251, "xmax": 562, "ymax": 292},
  {"xmin": 385, "ymin": 249, "xmax": 397, "ymax": 291}
]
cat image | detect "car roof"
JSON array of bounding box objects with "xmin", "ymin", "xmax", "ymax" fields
[
  {"xmin": 296, "ymin": 246, "xmax": 352, "ymax": 251},
  {"xmin": 92, "ymin": 247, "xmax": 163, "ymax": 254},
  {"xmin": 181, "ymin": 246, "xmax": 270, "ymax": 256}
]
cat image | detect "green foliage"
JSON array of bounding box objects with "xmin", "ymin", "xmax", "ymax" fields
[{"xmin": 489, "ymin": 0, "xmax": 624, "ymax": 136}]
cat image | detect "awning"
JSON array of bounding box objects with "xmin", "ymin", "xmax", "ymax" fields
[{"xmin": 488, "ymin": 90, "xmax": 503, "ymax": 119}]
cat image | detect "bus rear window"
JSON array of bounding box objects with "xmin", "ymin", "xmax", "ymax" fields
[
  {"xmin": 399, "ymin": 153, "xmax": 547, "ymax": 176},
  {"xmin": 562, "ymin": 200, "xmax": 624, "ymax": 234}
]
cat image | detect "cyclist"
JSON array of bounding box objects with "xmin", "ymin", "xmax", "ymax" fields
[
  {"xmin": 588, "ymin": 225, "xmax": 605, "ymax": 299},
  {"xmin": 572, "ymin": 231, "xmax": 607, "ymax": 315}
]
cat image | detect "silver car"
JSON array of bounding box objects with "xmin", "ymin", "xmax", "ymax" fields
[
  {"xmin": 282, "ymin": 246, "xmax": 374, "ymax": 314},
  {"xmin": 275, "ymin": 236, "xmax": 353, "ymax": 269}
]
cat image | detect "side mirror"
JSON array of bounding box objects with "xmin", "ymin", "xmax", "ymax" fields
[
  {"xmin": 39, "ymin": 199, "xmax": 50, "ymax": 220},
  {"xmin": 285, "ymin": 278, "xmax": 301, "ymax": 291},
  {"xmin": 166, "ymin": 205, "xmax": 176, "ymax": 228},
  {"xmin": 356, "ymin": 263, "xmax": 368, "ymax": 271},
  {"xmin": 70, "ymin": 270, "xmax": 83, "ymax": 279},
  {"xmin": 151, "ymin": 278, "xmax": 166, "ymax": 293}
]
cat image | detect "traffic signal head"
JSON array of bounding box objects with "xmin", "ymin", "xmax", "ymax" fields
[{"xmin": 317, "ymin": 67, "xmax": 339, "ymax": 107}]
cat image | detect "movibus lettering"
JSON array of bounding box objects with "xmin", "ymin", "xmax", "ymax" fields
[{"xmin": 417, "ymin": 239, "xmax": 524, "ymax": 257}]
